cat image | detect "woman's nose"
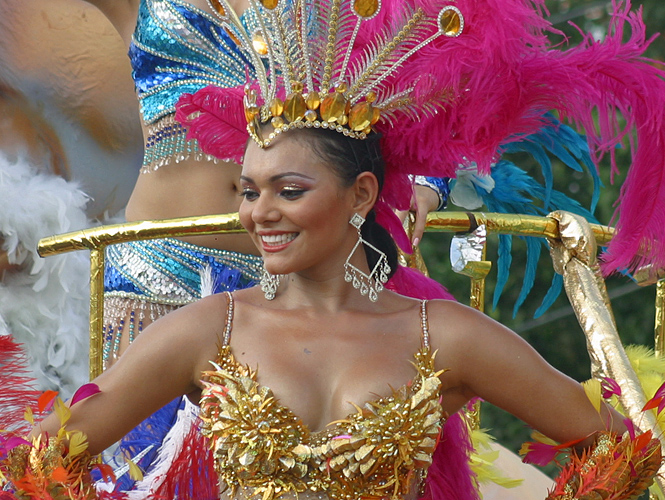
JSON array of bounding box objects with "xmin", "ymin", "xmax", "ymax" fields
[{"xmin": 251, "ymin": 193, "xmax": 280, "ymax": 224}]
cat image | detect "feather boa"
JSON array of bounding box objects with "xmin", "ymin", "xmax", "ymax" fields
[{"xmin": 0, "ymin": 155, "xmax": 91, "ymax": 398}]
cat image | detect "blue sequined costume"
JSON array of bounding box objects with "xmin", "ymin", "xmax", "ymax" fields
[
  {"xmin": 129, "ymin": 0, "xmax": 259, "ymax": 172},
  {"xmin": 102, "ymin": 0, "xmax": 263, "ymax": 489}
]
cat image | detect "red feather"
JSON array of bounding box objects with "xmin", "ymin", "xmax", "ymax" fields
[{"xmin": 0, "ymin": 336, "xmax": 40, "ymax": 434}]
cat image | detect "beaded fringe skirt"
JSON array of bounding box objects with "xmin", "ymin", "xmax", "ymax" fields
[{"xmin": 103, "ymin": 238, "xmax": 262, "ymax": 367}]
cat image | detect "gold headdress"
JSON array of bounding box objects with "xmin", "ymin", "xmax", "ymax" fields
[
  {"xmin": 206, "ymin": 0, "xmax": 465, "ymax": 147},
  {"xmin": 178, "ymin": 0, "xmax": 665, "ymax": 275}
]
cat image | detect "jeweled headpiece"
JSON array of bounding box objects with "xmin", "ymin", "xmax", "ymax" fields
[
  {"xmin": 225, "ymin": 0, "xmax": 466, "ymax": 147},
  {"xmin": 178, "ymin": 0, "xmax": 665, "ymax": 275}
]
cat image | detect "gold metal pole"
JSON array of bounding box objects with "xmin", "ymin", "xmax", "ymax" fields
[
  {"xmin": 426, "ymin": 212, "xmax": 615, "ymax": 244},
  {"xmin": 656, "ymin": 280, "xmax": 665, "ymax": 358},
  {"xmin": 38, "ymin": 213, "xmax": 246, "ymax": 257},
  {"xmin": 89, "ymin": 248, "xmax": 105, "ymax": 380}
]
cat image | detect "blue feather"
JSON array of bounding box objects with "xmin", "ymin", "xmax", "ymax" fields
[{"xmin": 466, "ymin": 114, "xmax": 603, "ymax": 316}]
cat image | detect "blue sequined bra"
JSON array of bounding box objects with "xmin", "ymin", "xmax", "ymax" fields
[{"xmin": 130, "ymin": 0, "xmax": 258, "ymax": 171}]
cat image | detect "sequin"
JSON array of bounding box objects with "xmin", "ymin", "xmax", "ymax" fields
[
  {"xmin": 200, "ymin": 295, "xmax": 444, "ymax": 500},
  {"xmin": 103, "ymin": 238, "xmax": 263, "ymax": 365},
  {"xmin": 131, "ymin": 0, "xmax": 260, "ymax": 125}
]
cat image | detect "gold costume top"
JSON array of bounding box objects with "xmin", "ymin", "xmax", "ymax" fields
[{"xmin": 200, "ymin": 293, "xmax": 445, "ymax": 500}]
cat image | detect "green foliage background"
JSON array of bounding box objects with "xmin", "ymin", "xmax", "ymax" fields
[{"xmin": 418, "ymin": 0, "xmax": 665, "ymax": 475}]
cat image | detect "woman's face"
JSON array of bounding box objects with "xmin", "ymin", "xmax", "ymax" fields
[{"xmin": 239, "ymin": 135, "xmax": 359, "ymax": 278}]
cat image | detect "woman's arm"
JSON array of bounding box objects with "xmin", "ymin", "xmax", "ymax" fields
[
  {"xmin": 429, "ymin": 300, "xmax": 625, "ymax": 443},
  {"xmin": 31, "ymin": 294, "xmax": 224, "ymax": 455}
]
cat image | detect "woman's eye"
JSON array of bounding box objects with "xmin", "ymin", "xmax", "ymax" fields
[
  {"xmin": 281, "ymin": 188, "xmax": 305, "ymax": 200},
  {"xmin": 240, "ymin": 189, "xmax": 259, "ymax": 201}
]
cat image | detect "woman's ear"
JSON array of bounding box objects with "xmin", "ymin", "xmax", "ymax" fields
[{"xmin": 352, "ymin": 171, "xmax": 379, "ymax": 217}]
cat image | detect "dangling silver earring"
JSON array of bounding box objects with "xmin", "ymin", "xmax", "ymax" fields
[
  {"xmin": 344, "ymin": 213, "xmax": 390, "ymax": 302},
  {"xmin": 260, "ymin": 268, "xmax": 281, "ymax": 300}
]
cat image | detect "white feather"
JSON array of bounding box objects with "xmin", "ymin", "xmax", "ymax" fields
[
  {"xmin": 0, "ymin": 155, "xmax": 91, "ymax": 398},
  {"xmin": 122, "ymin": 399, "xmax": 202, "ymax": 500},
  {"xmin": 199, "ymin": 264, "xmax": 215, "ymax": 298}
]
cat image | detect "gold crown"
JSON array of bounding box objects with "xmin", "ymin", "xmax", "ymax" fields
[
  {"xmin": 209, "ymin": 0, "xmax": 465, "ymax": 148},
  {"xmin": 245, "ymin": 81, "xmax": 381, "ymax": 147}
]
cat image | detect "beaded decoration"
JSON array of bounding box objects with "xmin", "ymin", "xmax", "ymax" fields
[
  {"xmin": 130, "ymin": 0, "xmax": 262, "ymax": 171},
  {"xmin": 103, "ymin": 238, "xmax": 262, "ymax": 366},
  {"xmin": 234, "ymin": 1, "xmax": 466, "ymax": 147}
]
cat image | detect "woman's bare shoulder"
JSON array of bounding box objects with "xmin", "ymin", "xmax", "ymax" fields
[{"xmin": 424, "ymin": 299, "xmax": 517, "ymax": 352}]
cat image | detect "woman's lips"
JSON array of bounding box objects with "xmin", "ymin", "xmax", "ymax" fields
[{"xmin": 259, "ymin": 232, "xmax": 298, "ymax": 252}]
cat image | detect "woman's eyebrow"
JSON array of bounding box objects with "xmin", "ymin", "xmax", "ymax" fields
[
  {"xmin": 269, "ymin": 172, "xmax": 315, "ymax": 182},
  {"xmin": 241, "ymin": 172, "xmax": 315, "ymax": 183}
]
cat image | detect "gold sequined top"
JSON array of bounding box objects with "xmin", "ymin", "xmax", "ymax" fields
[{"xmin": 200, "ymin": 293, "xmax": 445, "ymax": 500}]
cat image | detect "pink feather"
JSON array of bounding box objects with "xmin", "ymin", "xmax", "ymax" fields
[
  {"xmin": 379, "ymin": 0, "xmax": 665, "ymax": 275},
  {"xmin": 0, "ymin": 336, "xmax": 39, "ymax": 435},
  {"xmin": 387, "ymin": 266, "xmax": 456, "ymax": 301},
  {"xmin": 175, "ymin": 0, "xmax": 665, "ymax": 275},
  {"xmin": 175, "ymin": 85, "xmax": 247, "ymax": 165},
  {"xmin": 419, "ymin": 412, "xmax": 480, "ymax": 500},
  {"xmin": 70, "ymin": 383, "xmax": 101, "ymax": 407}
]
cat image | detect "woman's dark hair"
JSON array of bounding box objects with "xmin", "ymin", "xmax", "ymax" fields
[{"xmin": 295, "ymin": 128, "xmax": 398, "ymax": 279}]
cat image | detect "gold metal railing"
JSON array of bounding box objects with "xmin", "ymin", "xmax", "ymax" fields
[{"xmin": 37, "ymin": 211, "xmax": 618, "ymax": 379}]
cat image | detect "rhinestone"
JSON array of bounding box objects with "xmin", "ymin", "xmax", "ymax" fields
[
  {"xmin": 271, "ymin": 116, "xmax": 285, "ymax": 128},
  {"xmin": 354, "ymin": 0, "xmax": 380, "ymax": 18},
  {"xmin": 284, "ymin": 92, "xmax": 307, "ymax": 122},
  {"xmin": 208, "ymin": 0, "xmax": 227, "ymax": 16},
  {"xmin": 320, "ymin": 92, "xmax": 348, "ymax": 123},
  {"xmin": 270, "ymin": 98, "xmax": 285, "ymax": 117},
  {"xmin": 305, "ymin": 91, "xmax": 321, "ymax": 110},
  {"xmin": 371, "ymin": 107, "xmax": 381, "ymax": 125},
  {"xmin": 349, "ymin": 102, "xmax": 373, "ymax": 131},
  {"xmin": 252, "ymin": 31, "xmax": 269, "ymax": 55},
  {"xmin": 260, "ymin": 0, "xmax": 279, "ymax": 9},
  {"xmin": 439, "ymin": 6, "xmax": 464, "ymax": 37},
  {"xmin": 304, "ymin": 109, "xmax": 318, "ymax": 122},
  {"xmin": 224, "ymin": 27, "xmax": 242, "ymax": 46}
]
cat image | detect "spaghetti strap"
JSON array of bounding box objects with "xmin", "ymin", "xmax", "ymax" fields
[
  {"xmin": 221, "ymin": 291, "xmax": 234, "ymax": 346},
  {"xmin": 419, "ymin": 300, "xmax": 430, "ymax": 349}
]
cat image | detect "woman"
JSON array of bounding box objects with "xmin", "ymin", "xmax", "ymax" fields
[
  {"xmin": 6, "ymin": 124, "xmax": 659, "ymax": 500},
  {"xmin": 78, "ymin": 0, "xmax": 447, "ymax": 492}
]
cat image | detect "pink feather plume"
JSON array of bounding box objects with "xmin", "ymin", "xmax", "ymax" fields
[
  {"xmin": 379, "ymin": 0, "xmax": 665, "ymax": 275},
  {"xmin": 176, "ymin": 85, "xmax": 247, "ymax": 165},
  {"xmin": 176, "ymin": 0, "xmax": 665, "ymax": 275}
]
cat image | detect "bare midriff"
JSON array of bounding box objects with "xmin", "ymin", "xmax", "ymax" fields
[{"xmin": 126, "ymin": 125, "xmax": 259, "ymax": 255}]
